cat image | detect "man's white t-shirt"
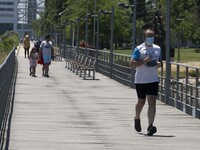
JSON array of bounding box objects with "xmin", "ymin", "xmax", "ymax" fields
[{"xmin": 132, "ymin": 43, "xmax": 161, "ymax": 84}]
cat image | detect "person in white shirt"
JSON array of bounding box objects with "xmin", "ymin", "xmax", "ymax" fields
[
  {"xmin": 130, "ymin": 29, "xmax": 163, "ymax": 136},
  {"xmin": 39, "ymin": 35, "xmax": 54, "ymax": 77}
]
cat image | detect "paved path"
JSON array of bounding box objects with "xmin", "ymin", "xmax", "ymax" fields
[{"xmin": 8, "ymin": 45, "xmax": 200, "ymax": 150}]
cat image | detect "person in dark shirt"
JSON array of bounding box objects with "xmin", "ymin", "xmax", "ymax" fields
[{"xmin": 34, "ymin": 39, "xmax": 41, "ymax": 53}]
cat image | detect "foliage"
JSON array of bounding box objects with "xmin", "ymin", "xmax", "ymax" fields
[
  {"xmin": 0, "ymin": 31, "xmax": 19, "ymax": 64},
  {"xmin": 32, "ymin": 0, "xmax": 200, "ymax": 49},
  {"xmin": 158, "ymin": 0, "xmax": 200, "ymax": 46}
]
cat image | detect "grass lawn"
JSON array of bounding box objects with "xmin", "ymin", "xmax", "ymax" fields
[
  {"xmin": 114, "ymin": 47, "xmax": 200, "ymax": 78},
  {"xmin": 173, "ymin": 48, "xmax": 200, "ymax": 62},
  {"xmin": 114, "ymin": 49, "xmax": 132, "ymax": 56},
  {"xmin": 114, "ymin": 48, "xmax": 200, "ymax": 62}
]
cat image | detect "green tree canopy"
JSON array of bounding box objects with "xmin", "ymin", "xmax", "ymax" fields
[{"xmin": 32, "ymin": 0, "xmax": 199, "ymax": 48}]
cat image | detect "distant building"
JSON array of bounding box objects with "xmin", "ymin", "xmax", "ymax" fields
[
  {"xmin": 0, "ymin": 0, "xmax": 44, "ymax": 38},
  {"xmin": 0, "ymin": 0, "xmax": 19, "ymax": 35}
]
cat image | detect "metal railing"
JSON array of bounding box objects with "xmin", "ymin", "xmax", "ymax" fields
[
  {"xmin": 0, "ymin": 46, "xmax": 17, "ymax": 148},
  {"xmin": 158, "ymin": 62, "xmax": 200, "ymax": 118},
  {"xmin": 61, "ymin": 45, "xmax": 200, "ymax": 118}
]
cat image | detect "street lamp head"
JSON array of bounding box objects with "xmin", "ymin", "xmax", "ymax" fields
[
  {"xmin": 87, "ymin": 13, "xmax": 91, "ymax": 16},
  {"xmin": 69, "ymin": 20, "xmax": 75, "ymax": 23},
  {"xmin": 117, "ymin": 3, "xmax": 126, "ymax": 7},
  {"xmin": 117, "ymin": 3, "xmax": 134, "ymax": 9},
  {"xmin": 91, "ymin": 15, "xmax": 97, "ymax": 18},
  {"xmin": 176, "ymin": 18, "xmax": 183, "ymax": 22},
  {"xmin": 98, "ymin": 9, "xmax": 111, "ymax": 15}
]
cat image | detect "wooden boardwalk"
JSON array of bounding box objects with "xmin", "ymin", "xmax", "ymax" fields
[{"xmin": 8, "ymin": 45, "xmax": 200, "ymax": 150}]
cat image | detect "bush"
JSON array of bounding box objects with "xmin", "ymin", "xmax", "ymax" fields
[{"xmin": 0, "ymin": 31, "xmax": 19, "ymax": 64}]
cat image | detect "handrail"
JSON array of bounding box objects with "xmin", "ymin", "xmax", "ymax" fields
[
  {"xmin": 61, "ymin": 44, "xmax": 200, "ymax": 118},
  {"xmin": 0, "ymin": 46, "xmax": 17, "ymax": 148}
]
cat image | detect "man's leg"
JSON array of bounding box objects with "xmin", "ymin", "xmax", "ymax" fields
[
  {"xmin": 43, "ymin": 64, "xmax": 47, "ymax": 76},
  {"xmin": 135, "ymin": 98, "xmax": 146, "ymax": 119},
  {"xmin": 147, "ymin": 95, "xmax": 157, "ymax": 125},
  {"xmin": 147, "ymin": 95, "xmax": 157, "ymax": 136},
  {"xmin": 43, "ymin": 63, "xmax": 50, "ymax": 77},
  {"xmin": 46, "ymin": 64, "xmax": 49, "ymax": 75},
  {"xmin": 134, "ymin": 98, "xmax": 145, "ymax": 132}
]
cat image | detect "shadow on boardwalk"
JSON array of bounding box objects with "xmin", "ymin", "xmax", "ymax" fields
[{"xmin": 6, "ymin": 45, "xmax": 200, "ymax": 150}]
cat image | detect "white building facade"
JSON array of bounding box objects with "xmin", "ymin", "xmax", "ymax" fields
[{"xmin": 0, "ymin": 0, "xmax": 19, "ymax": 35}]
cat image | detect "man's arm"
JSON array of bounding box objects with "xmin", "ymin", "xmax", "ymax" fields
[
  {"xmin": 157, "ymin": 55, "xmax": 163, "ymax": 68},
  {"xmin": 39, "ymin": 48, "xmax": 42, "ymax": 58},
  {"xmin": 130, "ymin": 56, "xmax": 152, "ymax": 68},
  {"xmin": 51, "ymin": 47, "xmax": 54, "ymax": 60}
]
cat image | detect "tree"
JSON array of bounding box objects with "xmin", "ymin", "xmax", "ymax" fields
[{"xmin": 158, "ymin": 0, "xmax": 198, "ymax": 47}]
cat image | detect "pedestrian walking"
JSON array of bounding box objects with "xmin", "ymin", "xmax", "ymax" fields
[
  {"xmin": 39, "ymin": 35, "xmax": 54, "ymax": 77},
  {"xmin": 29, "ymin": 47, "xmax": 38, "ymax": 77},
  {"xmin": 34, "ymin": 38, "xmax": 41, "ymax": 53},
  {"xmin": 23, "ymin": 35, "xmax": 30, "ymax": 58},
  {"xmin": 130, "ymin": 29, "xmax": 163, "ymax": 136}
]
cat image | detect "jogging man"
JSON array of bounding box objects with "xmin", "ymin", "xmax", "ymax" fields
[{"xmin": 130, "ymin": 29, "xmax": 162, "ymax": 136}]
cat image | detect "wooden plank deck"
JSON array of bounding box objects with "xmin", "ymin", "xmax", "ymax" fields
[{"xmin": 8, "ymin": 45, "xmax": 200, "ymax": 150}]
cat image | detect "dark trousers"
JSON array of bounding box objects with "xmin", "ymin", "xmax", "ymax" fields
[{"xmin": 24, "ymin": 48, "xmax": 30, "ymax": 58}]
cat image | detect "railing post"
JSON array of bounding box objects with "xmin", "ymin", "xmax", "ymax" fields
[{"xmin": 195, "ymin": 68, "xmax": 199, "ymax": 118}]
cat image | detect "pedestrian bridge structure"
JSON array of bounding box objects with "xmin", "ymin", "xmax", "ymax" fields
[{"xmin": 1, "ymin": 44, "xmax": 200, "ymax": 150}]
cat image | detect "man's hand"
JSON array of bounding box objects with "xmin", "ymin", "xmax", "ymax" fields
[
  {"xmin": 157, "ymin": 61, "xmax": 162, "ymax": 68},
  {"xmin": 130, "ymin": 56, "xmax": 152, "ymax": 68}
]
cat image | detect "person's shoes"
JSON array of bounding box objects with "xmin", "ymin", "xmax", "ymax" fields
[
  {"xmin": 134, "ymin": 119, "xmax": 141, "ymax": 132},
  {"xmin": 31, "ymin": 74, "xmax": 37, "ymax": 77},
  {"xmin": 44, "ymin": 74, "xmax": 49, "ymax": 77},
  {"xmin": 147, "ymin": 124, "xmax": 157, "ymax": 136},
  {"xmin": 29, "ymin": 72, "xmax": 32, "ymax": 76}
]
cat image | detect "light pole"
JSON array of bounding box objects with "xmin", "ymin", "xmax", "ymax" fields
[
  {"xmin": 76, "ymin": 18, "xmax": 80, "ymax": 54},
  {"xmin": 117, "ymin": 1, "xmax": 135, "ymax": 49},
  {"xmin": 117, "ymin": 1, "xmax": 136, "ymax": 88},
  {"xmin": 176, "ymin": 18, "xmax": 183, "ymax": 62},
  {"xmin": 76, "ymin": 18, "xmax": 86, "ymax": 54},
  {"xmin": 85, "ymin": 13, "xmax": 91, "ymax": 55},
  {"xmin": 69, "ymin": 20, "xmax": 74, "ymax": 59},
  {"xmin": 110, "ymin": 6, "xmax": 114, "ymax": 79},
  {"xmin": 98, "ymin": 9, "xmax": 114, "ymax": 78},
  {"xmin": 165, "ymin": 0, "xmax": 171, "ymax": 105},
  {"xmin": 63, "ymin": 22, "xmax": 68, "ymax": 59},
  {"xmin": 93, "ymin": 0, "xmax": 96, "ymax": 48}
]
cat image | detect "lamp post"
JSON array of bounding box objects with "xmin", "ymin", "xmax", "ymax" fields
[
  {"xmin": 117, "ymin": 0, "xmax": 136, "ymax": 88},
  {"xmin": 93, "ymin": 0, "xmax": 96, "ymax": 48},
  {"xmin": 176, "ymin": 18, "xmax": 183, "ymax": 62},
  {"xmin": 117, "ymin": 1, "xmax": 136, "ymax": 50},
  {"xmin": 110, "ymin": 6, "xmax": 114, "ymax": 79},
  {"xmin": 98, "ymin": 8, "xmax": 114, "ymax": 78},
  {"xmin": 69, "ymin": 20, "xmax": 74, "ymax": 59},
  {"xmin": 76, "ymin": 18, "xmax": 80, "ymax": 54},
  {"xmin": 165, "ymin": 0, "xmax": 171, "ymax": 105},
  {"xmin": 63, "ymin": 22, "xmax": 68, "ymax": 59},
  {"xmin": 76, "ymin": 18, "xmax": 86, "ymax": 54},
  {"xmin": 85, "ymin": 12, "xmax": 94, "ymax": 55},
  {"xmin": 96, "ymin": 10, "xmax": 101, "ymax": 70}
]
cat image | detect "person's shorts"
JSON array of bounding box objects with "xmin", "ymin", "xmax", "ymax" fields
[
  {"xmin": 43, "ymin": 55, "xmax": 51, "ymax": 64},
  {"xmin": 135, "ymin": 82, "xmax": 159, "ymax": 99}
]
